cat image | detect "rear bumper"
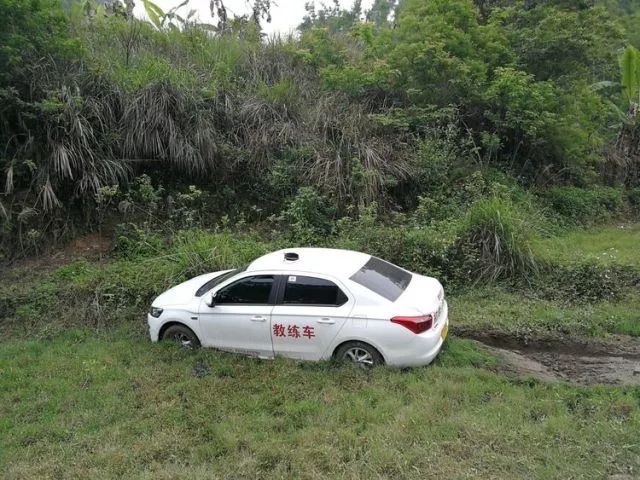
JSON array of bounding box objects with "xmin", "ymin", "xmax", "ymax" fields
[{"xmin": 385, "ymin": 301, "xmax": 449, "ymax": 367}]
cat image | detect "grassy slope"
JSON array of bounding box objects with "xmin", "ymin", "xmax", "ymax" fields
[
  {"xmin": 1, "ymin": 331, "xmax": 639, "ymax": 479},
  {"xmin": 2, "ymin": 225, "xmax": 640, "ymax": 478}
]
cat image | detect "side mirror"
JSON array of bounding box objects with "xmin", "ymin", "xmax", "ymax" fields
[{"xmin": 206, "ymin": 292, "xmax": 217, "ymax": 308}]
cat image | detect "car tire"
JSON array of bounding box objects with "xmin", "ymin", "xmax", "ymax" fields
[
  {"xmin": 161, "ymin": 324, "xmax": 201, "ymax": 349},
  {"xmin": 335, "ymin": 341, "xmax": 384, "ymax": 368}
]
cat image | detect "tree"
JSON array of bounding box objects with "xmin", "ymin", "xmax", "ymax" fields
[
  {"xmin": 492, "ymin": 2, "xmax": 624, "ymax": 82},
  {"xmin": 365, "ymin": 0, "xmax": 397, "ymax": 27},
  {"xmin": 300, "ymin": 0, "xmax": 363, "ymax": 32},
  {"xmin": 210, "ymin": 0, "xmax": 272, "ymax": 33}
]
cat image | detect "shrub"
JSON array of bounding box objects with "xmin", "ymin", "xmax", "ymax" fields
[
  {"xmin": 282, "ymin": 187, "xmax": 336, "ymax": 245},
  {"xmin": 330, "ymin": 204, "xmax": 409, "ymax": 264},
  {"xmin": 627, "ymin": 188, "xmax": 640, "ymax": 214},
  {"xmin": 115, "ymin": 223, "xmax": 167, "ymax": 259},
  {"xmin": 542, "ymin": 186, "xmax": 625, "ymax": 225},
  {"xmin": 331, "ymin": 206, "xmax": 462, "ymax": 288},
  {"xmin": 535, "ymin": 263, "xmax": 638, "ymax": 304},
  {"xmin": 455, "ymin": 197, "xmax": 538, "ymax": 283},
  {"xmin": 399, "ymin": 227, "xmax": 453, "ymax": 283},
  {"xmin": 1, "ymin": 230, "xmax": 276, "ymax": 337}
]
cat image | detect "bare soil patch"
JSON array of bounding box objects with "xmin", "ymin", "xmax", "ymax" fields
[
  {"xmin": 1, "ymin": 232, "xmax": 112, "ymax": 274},
  {"xmin": 462, "ymin": 330, "xmax": 640, "ymax": 386}
]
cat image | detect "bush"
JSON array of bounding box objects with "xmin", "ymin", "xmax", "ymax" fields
[
  {"xmin": 282, "ymin": 187, "xmax": 336, "ymax": 245},
  {"xmin": 399, "ymin": 223, "xmax": 460, "ymax": 284},
  {"xmin": 628, "ymin": 188, "xmax": 640, "ymax": 215},
  {"xmin": 455, "ymin": 197, "xmax": 539, "ymax": 283},
  {"xmin": 542, "ymin": 186, "xmax": 625, "ymax": 225},
  {"xmin": 330, "ymin": 205, "xmax": 462, "ymax": 289},
  {"xmin": 535, "ymin": 263, "xmax": 639, "ymax": 304},
  {"xmin": 115, "ymin": 223, "xmax": 166, "ymax": 259}
]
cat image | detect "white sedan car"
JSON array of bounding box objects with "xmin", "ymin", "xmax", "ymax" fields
[{"xmin": 148, "ymin": 248, "xmax": 449, "ymax": 367}]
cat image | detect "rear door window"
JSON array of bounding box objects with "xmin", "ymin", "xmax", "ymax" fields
[
  {"xmin": 282, "ymin": 275, "xmax": 348, "ymax": 306},
  {"xmin": 349, "ymin": 256, "xmax": 412, "ymax": 302}
]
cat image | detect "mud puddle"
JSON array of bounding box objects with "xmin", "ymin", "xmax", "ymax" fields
[{"xmin": 460, "ymin": 330, "xmax": 640, "ymax": 386}]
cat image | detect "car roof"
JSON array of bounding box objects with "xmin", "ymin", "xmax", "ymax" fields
[{"xmin": 247, "ymin": 248, "xmax": 371, "ymax": 279}]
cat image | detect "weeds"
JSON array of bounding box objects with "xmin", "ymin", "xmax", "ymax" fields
[{"xmin": 457, "ymin": 197, "xmax": 538, "ymax": 284}]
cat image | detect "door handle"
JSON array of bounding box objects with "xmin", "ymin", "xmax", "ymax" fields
[
  {"xmin": 318, "ymin": 318, "xmax": 336, "ymax": 325},
  {"xmin": 251, "ymin": 316, "xmax": 266, "ymax": 322}
]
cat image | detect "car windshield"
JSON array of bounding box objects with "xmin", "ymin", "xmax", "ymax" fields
[
  {"xmin": 349, "ymin": 256, "xmax": 412, "ymax": 302},
  {"xmin": 195, "ymin": 265, "xmax": 248, "ymax": 297}
]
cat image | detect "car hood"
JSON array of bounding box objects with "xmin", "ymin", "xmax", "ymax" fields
[{"xmin": 153, "ymin": 270, "xmax": 231, "ymax": 307}]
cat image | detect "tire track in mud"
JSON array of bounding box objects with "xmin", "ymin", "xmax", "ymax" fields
[{"xmin": 456, "ymin": 329, "xmax": 640, "ymax": 386}]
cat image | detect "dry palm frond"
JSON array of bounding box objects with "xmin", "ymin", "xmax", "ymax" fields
[
  {"xmin": 4, "ymin": 165, "xmax": 13, "ymax": 195},
  {"xmin": 122, "ymin": 83, "xmax": 219, "ymax": 175},
  {"xmin": 300, "ymin": 94, "xmax": 413, "ymax": 203},
  {"xmin": 0, "ymin": 199, "xmax": 7, "ymax": 220},
  {"xmin": 17, "ymin": 207, "xmax": 37, "ymax": 223},
  {"xmin": 39, "ymin": 178, "xmax": 62, "ymax": 211}
]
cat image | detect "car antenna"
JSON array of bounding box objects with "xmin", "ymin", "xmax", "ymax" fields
[{"xmin": 284, "ymin": 252, "xmax": 299, "ymax": 261}]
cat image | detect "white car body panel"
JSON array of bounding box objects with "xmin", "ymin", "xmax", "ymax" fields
[
  {"xmin": 153, "ymin": 271, "xmax": 227, "ymax": 307},
  {"xmin": 270, "ymin": 272, "xmax": 356, "ymax": 361},
  {"xmin": 148, "ymin": 248, "xmax": 449, "ymax": 367},
  {"xmin": 199, "ymin": 302, "xmax": 275, "ymax": 358}
]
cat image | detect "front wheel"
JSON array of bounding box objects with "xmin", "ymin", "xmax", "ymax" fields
[
  {"xmin": 335, "ymin": 341, "xmax": 384, "ymax": 368},
  {"xmin": 161, "ymin": 324, "xmax": 201, "ymax": 349}
]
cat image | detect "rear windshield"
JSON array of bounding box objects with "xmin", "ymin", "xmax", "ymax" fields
[
  {"xmin": 349, "ymin": 257, "xmax": 412, "ymax": 302},
  {"xmin": 195, "ymin": 266, "xmax": 247, "ymax": 297}
]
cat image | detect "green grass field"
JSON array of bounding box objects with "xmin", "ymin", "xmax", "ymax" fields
[
  {"xmin": 2, "ymin": 224, "xmax": 640, "ymax": 478},
  {"xmin": 1, "ymin": 331, "xmax": 639, "ymax": 479}
]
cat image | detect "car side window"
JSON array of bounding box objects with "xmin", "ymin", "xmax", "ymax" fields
[
  {"xmin": 282, "ymin": 275, "xmax": 348, "ymax": 306},
  {"xmin": 215, "ymin": 275, "xmax": 274, "ymax": 305}
]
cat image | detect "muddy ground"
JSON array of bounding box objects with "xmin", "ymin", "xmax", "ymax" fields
[{"xmin": 459, "ymin": 329, "xmax": 640, "ymax": 386}]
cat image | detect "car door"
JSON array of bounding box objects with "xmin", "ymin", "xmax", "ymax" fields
[
  {"xmin": 198, "ymin": 274, "xmax": 276, "ymax": 358},
  {"xmin": 270, "ymin": 274, "xmax": 354, "ymax": 360}
]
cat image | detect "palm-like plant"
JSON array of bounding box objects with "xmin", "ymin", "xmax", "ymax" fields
[
  {"xmin": 619, "ymin": 45, "xmax": 640, "ymax": 118},
  {"xmin": 600, "ymin": 45, "xmax": 640, "ymax": 186}
]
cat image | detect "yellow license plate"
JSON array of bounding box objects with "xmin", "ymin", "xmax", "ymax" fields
[{"xmin": 441, "ymin": 322, "xmax": 449, "ymax": 341}]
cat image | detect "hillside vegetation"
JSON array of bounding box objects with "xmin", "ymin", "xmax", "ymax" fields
[
  {"xmin": 2, "ymin": 0, "xmax": 640, "ymax": 478},
  {"xmin": 1, "ymin": 0, "xmax": 640, "ymax": 264}
]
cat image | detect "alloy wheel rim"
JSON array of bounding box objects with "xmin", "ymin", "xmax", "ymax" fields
[
  {"xmin": 172, "ymin": 332, "xmax": 192, "ymax": 348},
  {"xmin": 344, "ymin": 347, "xmax": 374, "ymax": 366}
]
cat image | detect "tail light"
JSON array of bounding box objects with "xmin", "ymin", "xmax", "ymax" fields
[{"xmin": 391, "ymin": 314, "xmax": 433, "ymax": 334}]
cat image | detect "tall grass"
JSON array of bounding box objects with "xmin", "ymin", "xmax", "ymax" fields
[{"xmin": 459, "ymin": 197, "xmax": 539, "ymax": 283}]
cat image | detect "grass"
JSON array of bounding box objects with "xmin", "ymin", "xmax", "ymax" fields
[
  {"xmin": 1, "ymin": 330, "xmax": 639, "ymax": 479},
  {"xmin": 2, "ymin": 224, "xmax": 640, "ymax": 477},
  {"xmin": 451, "ymin": 287, "xmax": 640, "ymax": 337},
  {"xmin": 532, "ymin": 223, "xmax": 640, "ymax": 268},
  {"xmin": 1, "ymin": 224, "xmax": 638, "ymax": 340}
]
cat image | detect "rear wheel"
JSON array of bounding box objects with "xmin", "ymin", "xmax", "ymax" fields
[
  {"xmin": 161, "ymin": 324, "xmax": 201, "ymax": 349},
  {"xmin": 335, "ymin": 341, "xmax": 384, "ymax": 368}
]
